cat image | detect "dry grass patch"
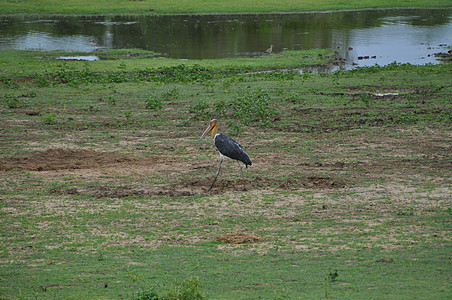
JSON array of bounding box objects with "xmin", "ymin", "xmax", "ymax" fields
[{"xmin": 216, "ymin": 232, "xmax": 268, "ymax": 244}]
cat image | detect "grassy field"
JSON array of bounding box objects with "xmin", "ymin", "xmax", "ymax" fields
[
  {"xmin": 0, "ymin": 0, "xmax": 450, "ymax": 15},
  {"xmin": 0, "ymin": 48, "xmax": 451, "ymax": 299}
]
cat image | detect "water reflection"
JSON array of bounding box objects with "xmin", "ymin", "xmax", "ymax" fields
[{"xmin": 0, "ymin": 9, "xmax": 450, "ymax": 68}]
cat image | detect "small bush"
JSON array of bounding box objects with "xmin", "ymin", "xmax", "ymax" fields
[
  {"xmin": 166, "ymin": 276, "xmax": 206, "ymax": 300},
  {"xmin": 145, "ymin": 97, "xmax": 163, "ymax": 111},
  {"xmin": 161, "ymin": 87, "xmax": 180, "ymax": 100},
  {"xmin": 395, "ymin": 112, "xmax": 418, "ymax": 125},
  {"xmin": 134, "ymin": 276, "xmax": 206, "ymax": 300},
  {"xmin": 135, "ymin": 288, "xmax": 160, "ymax": 300},
  {"xmin": 40, "ymin": 112, "xmax": 58, "ymax": 125},
  {"xmin": 215, "ymin": 89, "xmax": 276, "ymax": 128},
  {"xmin": 35, "ymin": 74, "xmax": 51, "ymax": 87},
  {"xmin": 3, "ymin": 94, "xmax": 21, "ymax": 108},
  {"xmin": 139, "ymin": 64, "xmax": 213, "ymax": 83},
  {"xmin": 1, "ymin": 77, "xmax": 19, "ymax": 89}
]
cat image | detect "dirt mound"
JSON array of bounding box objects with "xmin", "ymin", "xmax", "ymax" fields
[
  {"xmin": 216, "ymin": 232, "xmax": 268, "ymax": 244},
  {"xmin": 0, "ymin": 149, "xmax": 138, "ymax": 171}
]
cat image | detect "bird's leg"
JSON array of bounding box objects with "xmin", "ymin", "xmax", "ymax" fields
[
  {"xmin": 237, "ymin": 161, "xmax": 247, "ymax": 191},
  {"xmin": 208, "ymin": 159, "xmax": 223, "ymax": 191}
]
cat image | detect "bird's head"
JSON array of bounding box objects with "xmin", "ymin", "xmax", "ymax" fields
[{"xmin": 200, "ymin": 119, "xmax": 218, "ymax": 140}]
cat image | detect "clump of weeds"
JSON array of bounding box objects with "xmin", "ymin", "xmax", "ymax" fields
[
  {"xmin": 134, "ymin": 276, "xmax": 206, "ymax": 300},
  {"xmin": 215, "ymin": 89, "xmax": 276, "ymax": 128},
  {"xmin": 1, "ymin": 77, "xmax": 19, "ymax": 89},
  {"xmin": 189, "ymin": 100, "xmax": 211, "ymax": 119},
  {"xmin": 124, "ymin": 111, "xmax": 135, "ymax": 123},
  {"xmin": 145, "ymin": 88, "xmax": 180, "ymax": 111},
  {"xmin": 359, "ymin": 93, "xmax": 373, "ymax": 107},
  {"xmin": 166, "ymin": 276, "xmax": 206, "ymax": 300},
  {"xmin": 140, "ymin": 64, "xmax": 213, "ymax": 83},
  {"xmin": 324, "ymin": 269, "xmax": 339, "ymax": 298},
  {"xmin": 39, "ymin": 111, "xmax": 59, "ymax": 125},
  {"xmin": 161, "ymin": 87, "xmax": 180, "ymax": 100},
  {"xmin": 3, "ymin": 92, "xmax": 36, "ymax": 109},
  {"xmin": 3, "ymin": 94, "xmax": 22, "ymax": 109},
  {"xmin": 106, "ymin": 96, "xmax": 117, "ymax": 106},
  {"xmin": 145, "ymin": 96, "xmax": 163, "ymax": 111}
]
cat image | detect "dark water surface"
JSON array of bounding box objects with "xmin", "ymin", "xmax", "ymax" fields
[{"xmin": 1, "ymin": 9, "xmax": 451, "ymax": 69}]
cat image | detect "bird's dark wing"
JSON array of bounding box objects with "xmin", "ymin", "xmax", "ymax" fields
[{"xmin": 215, "ymin": 134, "xmax": 252, "ymax": 166}]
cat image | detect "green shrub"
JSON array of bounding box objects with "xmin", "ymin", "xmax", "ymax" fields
[
  {"xmin": 161, "ymin": 87, "xmax": 180, "ymax": 100},
  {"xmin": 166, "ymin": 276, "xmax": 206, "ymax": 300},
  {"xmin": 215, "ymin": 89, "xmax": 276, "ymax": 128},
  {"xmin": 135, "ymin": 288, "xmax": 160, "ymax": 300},
  {"xmin": 3, "ymin": 94, "xmax": 21, "ymax": 108},
  {"xmin": 134, "ymin": 276, "xmax": 206, "ymax": 300},
  {"xmin": 139, "ymin": 64, "xmax": 213, "ymax": 83},
  {"xmin": 145, "ymin": 97, "xmax": 163, "ymax": 111},
  {"xmin": 40, "ymin": 112, "xmax": 58, "ymax": 125}
]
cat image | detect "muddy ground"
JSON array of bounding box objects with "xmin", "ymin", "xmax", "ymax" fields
[
  {"xmin": 0, "ymin": 148, "xmax": 347, "ymax": 196},
  {"xmin": 1, "ymin": 123, "xmax": 450, "ymax": 199}
]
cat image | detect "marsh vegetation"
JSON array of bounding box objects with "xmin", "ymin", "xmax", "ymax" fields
[
  {"xmin": 1, "ymin": 0, "xmax": 450, "ymax": 15},
  {"xmin": 0, "ymin": 46, "xmax": 450, "ymax": 298}
]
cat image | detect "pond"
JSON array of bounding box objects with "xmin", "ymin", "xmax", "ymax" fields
[{"xmin": 0, "ymin": 8, "xmax": 451, "ymax": 69}]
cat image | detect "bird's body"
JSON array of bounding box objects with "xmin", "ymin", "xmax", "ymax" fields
[
  {"xmin": 214, "ymin": 133, "xmax": 252, "ymax": 167},
  {"xmin": 200, "ymin": 120, "xmax": 251, "ymax": 191},
  {"xmin": 265, "ymin": 45, "xmax": 273, "ymax": 54}
]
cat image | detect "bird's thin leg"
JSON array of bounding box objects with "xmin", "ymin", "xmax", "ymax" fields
[
  {"xmin": 208, "ymin": 159, "xmax": 223, "ymax": 191},
  {"xmin": 237, "ymin": 161, "xmax": 247, "ymax": 191}
]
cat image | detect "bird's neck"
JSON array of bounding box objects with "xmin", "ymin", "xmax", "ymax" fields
[{"xmin": 211, "ymin": 124, "xmax": 218, "ymax": 137}]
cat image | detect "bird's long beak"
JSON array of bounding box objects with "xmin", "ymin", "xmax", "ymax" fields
[{"xmin": 200, "ymin": 123, "xmax": 213, "ymax": 140}]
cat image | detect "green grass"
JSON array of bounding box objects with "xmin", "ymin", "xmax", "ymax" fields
[
  {"xmin": 0, "ymin": 48, "xmax": 451, "ymax": 299},
  {"xmin": 0, "ymin": 49, "xmax": 337, "ymax": 78},
  {"xmin": 0, "ymin": 0, "xmax": 450, "ymax": 15},
  {"xmin": 3, "ymin": 245, "xmax": 450, "ymax": 298}
]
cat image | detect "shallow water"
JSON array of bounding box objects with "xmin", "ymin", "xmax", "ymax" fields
[
  {"xmin": 0, "ymin": 8, "xmax": 450, "ymax": 69},
  {"xmin": 57, "ymin": 55, "xmax": 99, "ymax": 61}
]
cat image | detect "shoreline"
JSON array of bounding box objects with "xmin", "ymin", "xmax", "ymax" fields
[{"xmin": 0, "ymin": 5, "xmax": 450, "ymax": 17}]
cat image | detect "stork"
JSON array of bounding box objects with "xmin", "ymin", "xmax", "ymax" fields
[{"xmin": 200, "ymin": 119, "xmax": 252, "ymax": 191}]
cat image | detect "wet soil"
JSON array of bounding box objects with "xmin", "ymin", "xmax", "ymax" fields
[{"xmin": 0, "ymin": 148, "xmax": 350, "ymax": 197}]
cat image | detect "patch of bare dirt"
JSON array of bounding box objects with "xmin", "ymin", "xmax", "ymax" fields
[
  {"xmin": 51, "ymin": 184, "xmax": 199, "ymax": 198},
  {"xmin": 180, "ymin": 176, "xmax": 346, "ymax": 193},
  {"xmin": 216, "ymin": 232, "xmax": 268, "ymax": 244},
  {"xmin": 0, "ymin": 149, "xmax": 138, "ymax": 171},
  {"xmin": 281, "ymin": 176, "xmax": 346, "ymax": 189},
  {"xmin": 376, "ymin": 258, "xmax": 394, "ymax": 263},
  {"xmin": 0, "ymin": 149, "xmax": 351, "ymax": 196}
]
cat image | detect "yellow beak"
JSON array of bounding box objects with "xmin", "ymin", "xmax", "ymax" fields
[{"xmin": 200, "ymin": 124, "xmax": 213, "ymax": 140}]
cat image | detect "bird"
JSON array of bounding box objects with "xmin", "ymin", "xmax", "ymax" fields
[
  {"xmin": 200, "ymin": 119, "xmax": 252, "ymax": 191},
  {"xmin": 265, "ymin": 45, "xmax": 273, "ymax": 54},
  {"xmin": 89, "ymin": 40, "xmax": 99, "ymax": 51}
]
